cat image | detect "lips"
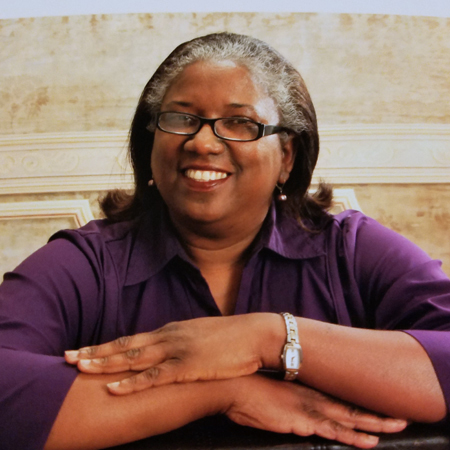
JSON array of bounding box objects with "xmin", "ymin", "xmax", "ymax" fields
[{"xmin": 184, "ymin": 169, "xmax": 229, "ymax": 182}]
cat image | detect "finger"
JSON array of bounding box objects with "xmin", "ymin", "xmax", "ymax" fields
[
  {"xmin": 76, "ymin": 345, "xmax": 168, "ymax": 374},
  {"xmin": 66, "ymin": 321, "xmax": 184, "ymax": 362},
  {"xmin": 313, "ymin": 394, "xmax": 408, "ymax": 434},
  {"xmin": 106, "ymin": 360, "xmax": 185, "ymax": 395},
  {"xmin": 65, "ymin": 332, "xmax": 165, "ymax": 363},
  {"xmin": 340, "ymin": 409, "xmax": 408, "ymax": 434},
  {"xmin": 304, "ymin": 414, "xmax": 380, "ymax": 449}
]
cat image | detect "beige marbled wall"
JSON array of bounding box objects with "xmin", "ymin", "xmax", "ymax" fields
[
  {"xmin": 348, "ymin": 184, "xmax": 450, "ymax": 275},
  {"xmin": 2, "ymin": 13, "xmax": 450, "ymax": 134},
  {"xmin": 0, "ymin": 216, "xmax": 76, "ymax": 272},
  {"xmin": 1, "ymin": 12, "xmax": 449, "ymax": 276},
  {"xmin": 2, "ymin": 186, "xmax": 449, "ymax": 276},
  {"xmin": 0, "ymin": 192, "xmax": 102, "ymax": 273}
]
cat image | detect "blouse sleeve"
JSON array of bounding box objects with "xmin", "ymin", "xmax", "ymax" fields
[
  {"xmin": 338, "ymin": 212, "xmax": 450, "ymax": 417},
  {"xmin": 0, "ymin": 237, "xmax": 104, "ymax": 450}
]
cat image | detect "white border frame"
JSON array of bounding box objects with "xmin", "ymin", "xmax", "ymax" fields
[
  {"xmin": 1, "ymin": 124, "xmax": 449, "ymax": 194},
  {"xmin": 0, "ymin": 199, "xmax": 95, "ymax": 227},
  {"xmin": 1, "ymin": 1, "xmax": 450, "ymax": 18},
  {"xmin": 331, "ymin": 188, "xmax": 362, "ymax": 212}
]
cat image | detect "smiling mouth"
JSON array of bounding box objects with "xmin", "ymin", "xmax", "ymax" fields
[{"xmin": 184, "ymin": 169, "xmax": 229, "ymax": 182}]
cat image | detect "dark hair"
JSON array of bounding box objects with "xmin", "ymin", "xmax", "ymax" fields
[{"xmin": 100, "ymin": 32, "xmax": 332, "ymax": 226}]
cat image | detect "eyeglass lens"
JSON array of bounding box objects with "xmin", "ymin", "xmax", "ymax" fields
[{"xmin": 158, "ymin": 112, "xmax": 260, "ymax": 141}]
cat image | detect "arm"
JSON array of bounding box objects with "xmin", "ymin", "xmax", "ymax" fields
[
  {"xmin": 67, "ymin": 313, "xmax": 447, "ymax": 423},
  {"xmin": 45, "ymin": 373, "xmax": 229, "ymax": 450},
  {"xmin": 0, "ymin": 233, "xmax": 121, "ymax": 449},
  {"xmin": 293, "ymin": 318, "xmax": 446, "ymax": 422},
  {"xmin": 64, "ymin": 214, "xmax": 450, "ymax": 426},
  {"xmin": 46, "ymin": 371, "xmax": 407, "ymax": 450}
]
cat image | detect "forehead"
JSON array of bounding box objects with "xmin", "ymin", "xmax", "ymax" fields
[{"xmin": 161, "ymin": 60, "xmax": 278, "ymax": 119}]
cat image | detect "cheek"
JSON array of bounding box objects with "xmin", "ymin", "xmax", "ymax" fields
[
  {"xmin": 251, "ymin": 141, "xmax": 284, "ymax": 177},
  {"xmin": 150, "ymin": 147, "xmax": 161, "ymax": 181},
  {"xmin": 150, "ymin": 136, "xmax": 176, "ymax": 181}
]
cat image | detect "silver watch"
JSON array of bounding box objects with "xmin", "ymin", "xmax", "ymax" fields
[{"xmin": 280, "ymin": 312, "xmax": 302, "ymax": 380}]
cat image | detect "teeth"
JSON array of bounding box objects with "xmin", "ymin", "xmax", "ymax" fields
[{"xmin": 185, "ymin": 169, "xmax": 228, "ymax": 182}]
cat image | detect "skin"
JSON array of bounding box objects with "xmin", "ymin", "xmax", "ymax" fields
[
  {"xmin": 150, "ymin": 61, "xmax": 295, "ymax": 313},
  {"xmin": 67, "ymin": 314, "xmax": 446, "ymax": 422},
  {"xmin": 46, "ymin": 372, "xmax": 407, "ymax": 450},
  {"xmin": 151, "ymin": 61, "xmax": 294, "ymax": 236},
  {"xmin": 48, "ymin": 61, "xmax": 444, "ymax": 449}
]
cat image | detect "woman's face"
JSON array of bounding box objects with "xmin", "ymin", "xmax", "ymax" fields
[{"xmin": 151, "ymin": 60, "xmax": 295, "ymax": 232}]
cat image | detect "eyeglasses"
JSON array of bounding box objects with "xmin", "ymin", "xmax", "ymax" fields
[{"xmin": 153, "ymin": 111, "xmax": 288, "ymax": 142}]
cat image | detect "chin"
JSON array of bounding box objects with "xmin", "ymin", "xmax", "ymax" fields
[
  {"xmin": 171, "ymin": 203, "xmax": 226, "ymax": 225},
  {"xmin": 184, "ymin": 210, "xmax": 226, "ymax": 225}
]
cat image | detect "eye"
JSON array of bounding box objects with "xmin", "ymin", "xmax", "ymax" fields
[
  {"xmin": 216, "ymin": 117, "xmax": 260, "ymax": 140},
  {"xmin": 159, "ymin": 112, "xmax": 199, "ymax": 131},
  {"xmin": 221, "ymin": 117, "xmax": 257, "ymax": 129},
  {"xmin": 170, "ymin": 113, "xmax": 196, "ymax": 126}
]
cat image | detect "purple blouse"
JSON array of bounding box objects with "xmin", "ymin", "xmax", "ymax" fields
[{"xmin": 1, "ymin": 204, "xmax": 449, "ymax": 449}]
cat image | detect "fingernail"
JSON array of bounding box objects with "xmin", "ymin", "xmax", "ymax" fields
[
  {"xmin": 79, "ymin": 359, "xmax": 93, "ymax": 368},
  {"xmin": 391, "ymin": 419, "xmax": 408, "ymax": 428},
  {"xmin": 107, "ymin": 382, "xmax": 121, "ymax": 391},
  {"xmin": 65, "ymin": 351, "xmax": 79, "ymax": 361},
  {"xmin": 77, "ymin": 349, "xmax": 89, "ymax": 358},
  {"xmin": 366, "ymin": 435, "xmax": 379, "ymax": 446}
]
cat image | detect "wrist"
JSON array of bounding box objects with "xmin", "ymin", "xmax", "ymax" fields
[
  {"xmin": 259, "ymin": 313, "xmax": 287, "ymax": 371},
  {"xmin": 280, "ymin": 313, "xmax": 302, "ymax": 380},
  {"xmin": 216, "ymin": 377, "xmax": 243, "ymax": 414}
]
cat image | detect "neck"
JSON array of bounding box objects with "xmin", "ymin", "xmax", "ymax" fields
[
  {"xmin": 177, "ymin": 223, "xmax": 262, "ymax": 268},
  {"xmin": 179, "ymin": 233, "xmax": 255, "ymax": 316},
  {"xmin": 169, "ymin": 210, "xmax": 266, "ymax": 267},
  {"xmin": 168, "ymin": 213, "xmax": 267, "ymax": 316}
]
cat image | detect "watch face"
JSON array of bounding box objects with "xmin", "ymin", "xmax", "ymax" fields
[{"xmin": 285, "ymin": 347, "xmax": 300, "ymax": 369}]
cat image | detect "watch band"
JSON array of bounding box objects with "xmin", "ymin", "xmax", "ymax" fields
[{"xmin": 280, "ymin": 312, "xmax": 302, "ymax": 380}]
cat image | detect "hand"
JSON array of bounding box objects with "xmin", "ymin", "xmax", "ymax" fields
[
  {"xmin": 65, "ymin": 313, "xmax": 285, "ymax": 394},
  {"xmin": 226, "ymin": 375, "xmax": 408, "ymax": 449}
]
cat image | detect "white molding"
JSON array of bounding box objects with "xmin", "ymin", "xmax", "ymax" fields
[
  {"xmin": 0, "ymin": 124, "xmax": 449, "ymax": 194},
  {"xmin": 0, "ymin": 199, "xmax": 95, "ymax": 227},
  {"xmin": 0, "ymin": 132, "xmax": 133, "ymax": 194},
  {"xmin": 0, "ymin": 192, "xmax": 360, "ymax": 226},
  {"xmin": 331, "ymin": 188, "xmax": 363, "ymax": 212},
  {"xmin": 313, "ymin": 124, "xmax": 450, "ymax": 184}
]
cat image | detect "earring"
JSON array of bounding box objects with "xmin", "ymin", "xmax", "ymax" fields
[
  {"xmin": 276, "ymin": 183, "xmax": 287, "ymax": 201},
  {"xmin": 148, "ymin": 179, "xmax": 154, "ymax": 186}
]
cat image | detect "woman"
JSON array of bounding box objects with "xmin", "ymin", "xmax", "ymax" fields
[{"xmin": 0, "ymin": 32, "xmax": 449, "ymax": 450}]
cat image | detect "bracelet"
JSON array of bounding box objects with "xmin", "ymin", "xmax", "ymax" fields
[{"xmin": 280, "ymin": 312, "xmax": 302, "ymax": 381}]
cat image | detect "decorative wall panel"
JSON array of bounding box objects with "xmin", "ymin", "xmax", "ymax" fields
[
  {"xmin": 0, "ymin": 199, "xmax": 94, "ymax": 226},
  {"xmin": 1, "ymin": 125, "xmax": 449, "ymax": 194},
  {"xmin": 0, "ymin": 199, "xmax": 94, "ymax": 275},
  {"xmin": 0, "ymin": 133, "xmax": 132, "ymax": 194},
  {"xmin": 1, "ymin": 12, "xmax": 449, "ymax": 276}
]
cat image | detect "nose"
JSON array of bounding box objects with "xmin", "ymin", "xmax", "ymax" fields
[{"xmin": 183, "ymin": 123, "xmax": 224, "ymax": 155}]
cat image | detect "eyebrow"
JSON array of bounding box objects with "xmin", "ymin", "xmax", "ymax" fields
[
  {"xmin": 165, "ymin": 101, "xmax": 192, "ymax": 108},
  {"xmin": 164, "ymin": 100, "xmax": 257, "ymax": 113},
  {"xmin": 228, "ymin": 103, "xmax": 257, "ymax": 112}
]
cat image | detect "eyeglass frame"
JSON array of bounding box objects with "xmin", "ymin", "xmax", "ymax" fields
[{"xmin": 150, "ymin": 111, "xmax": 290, "ymax": 142}]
